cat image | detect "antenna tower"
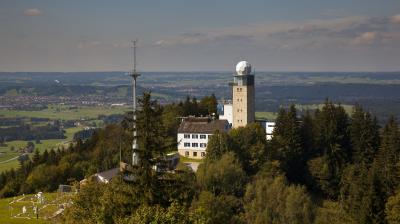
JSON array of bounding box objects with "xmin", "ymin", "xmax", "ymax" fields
[{"xmin": 130, "ymin": 40, "xmax": 140, "ymax": 166}]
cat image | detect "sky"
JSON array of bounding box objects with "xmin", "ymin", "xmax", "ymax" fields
[{"xmin": 0, "ymin": 0, "xmax": 399, "ymax": 72}]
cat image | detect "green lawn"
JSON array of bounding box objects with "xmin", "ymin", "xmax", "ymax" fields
[
  {"xmin": 179, "ymin": 155, "xmax": 203, "ymax": 163},
  {"xmin": 0, "ymin": 192, "xmax": 70, "ymax": 224}
]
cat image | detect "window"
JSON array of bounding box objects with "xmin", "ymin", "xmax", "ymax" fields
[
  {"xmin": 193, "ymin": 152, "xmax": 197, "ymax": 157},
  {"xmin": 184, "ymin": 134, "xmax": 190, "ymax": 139},
  {"xmin": 200, "ymin": 134, "xmax": 206, "ymax": 139},
  {"xmin": 192, "ymin": 134, "xmax": 198, "ymax": 139},
  {"xmin": 184, "ymin": 142, "xmax": 190, "ymax": 147},
  {"xmin": 201, "ymin": 152, "xmax": 206, "ymax": 157},
  {"xmin": 192, "ymin": 143, "xmax": 198, "ymax": 147},
  {"xmin": 185, "ymin": 151, "xmax": 189, "ymax": 157},
  {"xmin": 200, "ymin": 143, "xmax": 206, "ymax": 148}
]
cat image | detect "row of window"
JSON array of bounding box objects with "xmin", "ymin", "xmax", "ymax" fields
[
  {"xmin": 183, "ymin": 142, "xmax": 207, "ymax": 148},
  {"xmin": 185, "ymin": 151, "xmax": 206, "ymax": 157},
  {"xmin": 236, "ymin": 87, "xmax": 243, "ymax": 91},
  {"xmin": 183, "ymin": 134, "xmax": 210, "ymax": 139}
]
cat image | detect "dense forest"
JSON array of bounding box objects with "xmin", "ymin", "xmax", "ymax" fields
[
  {"xmin": 0, "ymin": 93, "xmax": 399, "ymax": 223},
  {"xmin": 0, "ymin": 122, "xmax": 65, "ymax": 142}
]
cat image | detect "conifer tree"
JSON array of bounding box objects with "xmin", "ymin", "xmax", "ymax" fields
[
  {"xmin": 375, "ymin": 116, "xmax": 400, "ymax": 198},
  {"xmin": 32, "ymin": 149, "xmax": 41, "ymax": 165},
  {"xmin": 350, "ymin": 105, "xmax": 380, "ymax": 164},
  {"xmin": 307, "ymin": 101, "xmax": 351, "ymax": 198},
  {"xmin": 269, "ymin": 105, "xmax": 305, "ymax": 183}
]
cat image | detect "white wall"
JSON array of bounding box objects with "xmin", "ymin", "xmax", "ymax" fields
[
  {"xmin": 259, "ymin": 121, "xmax": 275, "ymax": 140},
  {"xmin": 177, "ymin": 133, "xmax": 212, "ymax": 158},
  {"xmin": 219, "ymin": 104, "xmax": 233, "ymax": 125}
]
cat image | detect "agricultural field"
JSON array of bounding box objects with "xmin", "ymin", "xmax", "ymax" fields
[
  {"xmin": 0, "ymin": 105, "xmax": 129, "ymax": 173},
  {"xmin": 255, "ymin": 103, "xmax": 354, "ymax": 122},
  {"xmin": 0, "ymin": 105, "xmax": 128, "ymax": 120},
  {"xmin": 0, "ymin": 127, "xmax": 82, "ymax": 173}
]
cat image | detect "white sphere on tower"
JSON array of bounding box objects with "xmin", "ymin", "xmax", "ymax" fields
[{"xmin": 235, "ymin": 61, "xmax": 251, "ymax": 76}]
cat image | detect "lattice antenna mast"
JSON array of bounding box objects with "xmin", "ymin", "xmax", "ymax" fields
[{"xmin": 130, "ymin": 39, "xmax": 140, "ymax": 166}]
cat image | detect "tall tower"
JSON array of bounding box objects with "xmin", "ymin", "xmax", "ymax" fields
[
  {"xmin": 232, "ymin": 61, "xmax": 255, "ymax": 128},
  {"xmin": 129, "ymin": 40, "xmax": 140, "ymax": 166}
]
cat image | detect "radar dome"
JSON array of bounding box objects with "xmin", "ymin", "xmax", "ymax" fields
[{"xmin": 235, "ymin": 61, "xmax": 251, "ymax": 75}]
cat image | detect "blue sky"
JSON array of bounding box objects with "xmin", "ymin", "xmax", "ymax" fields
[{"xmin": 0, "ymin": 0, "xmax": 399, "ymax": 71}]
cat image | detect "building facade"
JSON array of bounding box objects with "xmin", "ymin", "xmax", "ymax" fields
[{"xmin": 177, "ymin": 117, "xmax": 229, "ymax": 158}]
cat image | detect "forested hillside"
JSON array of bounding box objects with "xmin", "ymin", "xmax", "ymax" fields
[{"xmin": 1, "ymin": 93, "xmax": 399, "ymax": 223}]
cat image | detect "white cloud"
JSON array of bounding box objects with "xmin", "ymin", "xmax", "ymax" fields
[
  {"xmin": 24, "ymin": 8, "xmax": 42, "ymax": 16},
  {"xmin": 352, "ymin": 31, "xmax": 378, "ymax": 45},
  {"xmin": 154, "ymin": 15, "xmax": 400, "ymax": 51},
  {"xmin": 391, "ymin": 14, "xmax": 400, "ymax": 24}
]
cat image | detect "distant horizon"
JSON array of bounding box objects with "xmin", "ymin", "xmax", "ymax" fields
[{"xmin": 1, "ymin": 70, "xmax": 400, "ymax": 73}]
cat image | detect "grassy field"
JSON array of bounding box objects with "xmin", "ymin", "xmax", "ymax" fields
[
  {"xmin": 0, "ymin": 105, "xmax": 128, "ymax": 173},
  {"xmin": 255, "ymin": 111, "xmax": 278, "ymax": 121},
  {"xmin": 0, "ymin": 105, "xmax": 128, "ymax": 120},
  {"xmin": 0, "ymin": 127, "xmax": 84, "ymax": 173},
  {"xmin": 0, "ymin": 192, "xmax": 73, "ymax": 224},
  {"xmin": 295, "ymin": 103, "xmax": 354, "ymax": 114},
  {"xmin": 255, "ymin": 103, "xmax": 354, "ymax": 121}
]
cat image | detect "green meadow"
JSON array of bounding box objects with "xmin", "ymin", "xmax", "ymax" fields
[{"xmin": 0, "ymin": 105, "xmax": 129, "ymax": 173}]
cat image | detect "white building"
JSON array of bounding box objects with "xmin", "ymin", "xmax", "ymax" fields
[
  {"xmin": 219, "ymin": 103, "xmax": 233, "ymax": 126},
  {"xmin": 260, "ymin": 121, "xmax": 276, "ymax": 140},
  {"xmin": 177, "ymin": 117, "xmax": 229, "ymax": 158}
]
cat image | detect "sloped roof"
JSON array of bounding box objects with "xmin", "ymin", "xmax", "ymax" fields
[
  {"xmin": 95, "ymin": 167, "xmax": 119, "ymax": 181},
  {"xmin": 178, "ymin": 118, "xmax": 228, "ymax": 134}
]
